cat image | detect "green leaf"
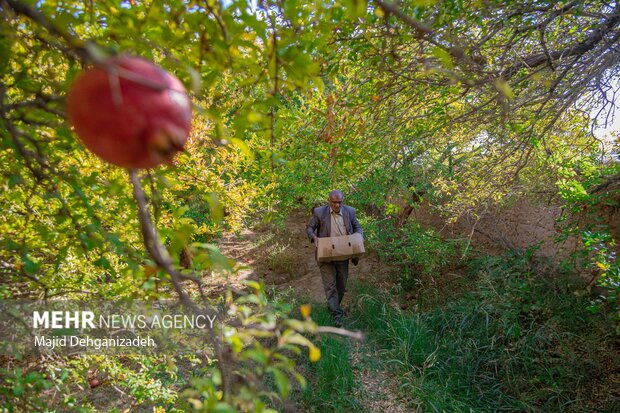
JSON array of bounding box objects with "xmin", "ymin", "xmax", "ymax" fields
[
  {"xmin": 411, "ymin": 0, "xmax": 440, "ymax": 6},
  {"xmin": 213, "ymin": 402, "xmax": 237, "ymax": 413},
  {"xmin": 243, "ymin": 348, "xmax": 268, "ymax": 365},
  {"xmin": 188, "ymin": 66, "xmax": 202, "ymax": 94},
  {"xmin": 313, "ymin": 76, "xmax": 325, "ymax": 94},
  {"xmin": 173, "ymin": 206, "xmax": 190, "ymax": 220},
  {"xmin": 293, "ymin": 371, "xmax": 307, "ymax": 389},
  {"xmin": 344, "ymin": 0, "xmax": 367, "ymax": 19},
  {"xmin": 8, "ymin": 174, "xmax": 24, "ymax": 187},
  {"xmin": 206, "ymin": 193, "xmax": 224, "ymax": 224},
  {"xmin": 267, "ymin": 367, "xmax": 290, "ymax": 398},
  {"xmin": 432, "ymin": 47, "xmax": 454, "ymax": 69},
  {"xmin": 22, "ymin": 254, "xmax": 39, "ymax": 276},
  {"xmin": 142, "ymin": 278, "xmax": 156, "ymax": 291},
  {"xmin": 12, "ymin": 384, "xmax": 24, "ymax": 397},
  {"xmin": 94, "ymin": 256, "xmax": 112, "ymax": 271},
  {"xmin": 230, "ymin": 138, "xmax": 255, "ymax": 161}
]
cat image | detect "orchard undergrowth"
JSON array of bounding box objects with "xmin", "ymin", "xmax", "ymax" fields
[{"xmin": 319, "ymin": 252, "xmax": 620, "ymax": 412}]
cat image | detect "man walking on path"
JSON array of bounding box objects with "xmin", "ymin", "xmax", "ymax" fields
[{"xmin": 306, "ymin": 190, "xmax": 363, "ymax": 327}]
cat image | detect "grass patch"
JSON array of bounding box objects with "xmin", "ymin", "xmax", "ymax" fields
[
  {"xmin": 347, "ymin": 251, "xmax": 619, "ymax": 412},
  {"xmin": 296, "ymin": 305, "xmax": 361, "ymax": 412}
]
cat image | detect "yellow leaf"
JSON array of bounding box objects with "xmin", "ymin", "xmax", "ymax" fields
[
  {"xmin": 284, "ymin": 319, "xmax": 307, "ymax": 331},
  {"xmin": 247, "ymin": 112, "xmax": 262, "ymax": 123},
  {"xmin": 300, "ymin": 304, "xmax": 311, "ymax": 319},
  {"xmin": 230, "ymin": 335, "xmax": 243, "ymax": 353},
  {"xmin": 284, "ymin": 332, "xmax": 313, "ymax": 347},
  {"xmin": 187, "ymin": 399, "xmax": 203, "ymax": 410},
  {"xmin": 494, "ymin": 79, "xmax": 515, "ymax": 99},
  {"xmin": 596, "ymin": 262, "xmax": 609, "ymax": 271},
  {"xmin": 228, "ymin": 45, "xmax": 240, "ymax": 58},
  {"xmin": 241, "ymin": 279, "xmax": 262, "ymax": 291},
  {"xmin": 309, "ymin": 345, "xmax": 321, "ymax": 362}
]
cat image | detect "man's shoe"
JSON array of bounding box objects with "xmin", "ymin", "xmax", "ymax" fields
[{"xmin": 334, "ymin": 317, "xmax": 343, "ymax": 328}]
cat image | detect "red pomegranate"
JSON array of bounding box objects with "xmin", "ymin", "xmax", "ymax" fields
[
  {"xmin": 88, "ymin": 377, "xmax": 101, "ymax": 389},
  {"xmin": 67, "ymin": 55, "xmax": 192, "ymax": 169}
]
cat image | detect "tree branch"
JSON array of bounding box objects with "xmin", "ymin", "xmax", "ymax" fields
[
  {"xmin": 3, "ymin": 0, "xmax": 98, "ymax": 63},
  {"xmin": 501, "ymin": 3, "xmax": 620, "ymax": 79},
  {"xmin": 373, "ymin": 0, "xmax": 433, "ymax": 34},
  {"xmin": 128, "ymin": 169, "xmax": 200, "ymax": 311}
]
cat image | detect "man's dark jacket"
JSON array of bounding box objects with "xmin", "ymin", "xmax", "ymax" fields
[{"xmin": 306, "ymin": 205, "xmax": 363, "ymax": 242}]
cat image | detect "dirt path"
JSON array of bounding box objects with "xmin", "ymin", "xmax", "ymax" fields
[
  {"xmin": 217, "ymin": 211, "xmax": 384, "ymax": 302},
  {"xmin": 216, "ymin": 211, "xmax": 410, "ymax": 412},
  {"xmin": 350, "ymin": 343, "xmax": 411, "ymax": 413}
]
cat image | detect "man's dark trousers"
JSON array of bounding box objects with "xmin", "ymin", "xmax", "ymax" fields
[{"xmin": 319, "ymin": 259, "xmax": 348, "ymax": 319}]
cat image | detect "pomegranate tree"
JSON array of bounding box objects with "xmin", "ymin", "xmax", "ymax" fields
[{"xmin": 67, "ymin": 55, "xmax": 192, "ymax": 169}]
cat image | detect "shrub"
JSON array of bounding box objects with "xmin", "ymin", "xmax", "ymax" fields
[{"xmin": 362, "ymin": 217, "xmax": 466, "ymax": 290}]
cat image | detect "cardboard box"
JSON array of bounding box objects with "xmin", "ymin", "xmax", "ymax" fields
[{"xmin": 316, "ymin": 233, "xmax": 365, "ymax": 262}]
